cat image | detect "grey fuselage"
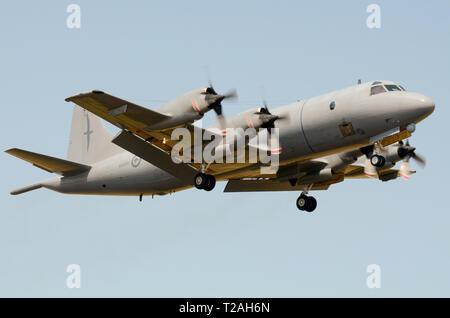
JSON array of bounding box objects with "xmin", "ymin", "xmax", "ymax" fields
[{"xmin": 42, "ymin": 80, "xmax": 435, "ymax": 196}]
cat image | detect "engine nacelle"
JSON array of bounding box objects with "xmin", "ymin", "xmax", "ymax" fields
[
  {"xmin": 377, "ymin": 143, "xmax": 412, "ymax": 168},
  {"xmin": 148, "ymin": 88, "xmax": 215, "ymax": 130}
]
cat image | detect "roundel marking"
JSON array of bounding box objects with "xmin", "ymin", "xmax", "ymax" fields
[{"xmin": 131, "ymin": 156, "xmax": 142, "ymax": 168}]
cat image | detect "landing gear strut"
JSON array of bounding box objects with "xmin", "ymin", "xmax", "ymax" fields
[
  {"xmin": 194, "ymin": 173, "xmax": 216, "ymax": 191},
  {"xmin": 296, "ymin": 193, "xmax": 317, "ymax": 212}
]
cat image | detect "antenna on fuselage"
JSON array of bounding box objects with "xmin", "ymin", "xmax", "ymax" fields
[{"xmin": 357, "ymin": 79, "xmax": 362, "ymax": 85}]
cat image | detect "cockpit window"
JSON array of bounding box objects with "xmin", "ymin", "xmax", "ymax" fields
[
  {"xmin": 399, "ymin": 85, "xmax": 406, "ymax": 91},
  {"xmin": 370, "ymin": 85, "xmax": 386, "ymax": 96},
  {"xmin": 384, "ymin": 84, "xmax": 402, "ymax": 92}
]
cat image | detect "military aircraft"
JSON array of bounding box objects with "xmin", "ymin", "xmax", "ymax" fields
[{"xmin": 5, "ymin": 80, "xmax": 434, "ymax": 212}]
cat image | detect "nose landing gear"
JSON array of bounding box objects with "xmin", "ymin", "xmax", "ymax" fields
[
  {"xmin": 296, "ymin": 193, "xmax": 317, "ymax": 212},
  {"xmin": 370, "ymin": 154, "xmax": 386, "ymax": 167}
]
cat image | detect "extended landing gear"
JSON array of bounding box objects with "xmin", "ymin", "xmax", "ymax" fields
[
  {"xmin": 370, "ymin": 154, "xmax": 386, "ymax": 167},
  {"xmin": 194, "ymin": 173, "xmax": 216, "ymax": 191},
  {"xmin": 296, "ymin": 193, "xmax": 317, "ymax": 212}
]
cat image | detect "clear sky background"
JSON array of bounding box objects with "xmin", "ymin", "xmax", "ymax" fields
[{"xmin": 0, "ymin": 0, "xmax": 449, "ymax": 297}]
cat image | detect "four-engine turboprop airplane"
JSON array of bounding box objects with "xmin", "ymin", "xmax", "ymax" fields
[{"xmin": 6, "ymin": 80, "xmax": 434, "ymax": 212}]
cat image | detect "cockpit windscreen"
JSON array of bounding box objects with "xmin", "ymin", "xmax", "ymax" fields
[{"xmin": 385, "ymin": 84, "xmax": 403, "ymax": 92}]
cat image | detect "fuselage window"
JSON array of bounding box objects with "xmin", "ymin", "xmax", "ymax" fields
[
  {"xmin": 385, "ymin": 84, "xmax": 402, "ymax": 92},
  {"xmin": 370, "ymin": 85, "xmax": 386, "ymax": 96},
  {"xmin": 330, "ymin": 101, "xmax": 336, "ymax": 110}
]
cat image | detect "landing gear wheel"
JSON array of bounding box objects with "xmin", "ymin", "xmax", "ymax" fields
[
  {"xmin": 370, "ymin": 154, "xmax": 386, "ymax": 167},
  {"xmin": 296, "ymin": 194, "xmax": 308, "ymax": 211},
  {"xmin": 194, "ymin": 173, "xmax": 208, "ymax": 189},
  {"xmin": 296, "ymin": 194, "xmax": 317, "ymax": 212},
  {"xmin": 203, "ymin": 175, "xmax": 216, "ymax": 191},
  {"xmin": 305, "ymin": 196, "xmax": 317, "ymax": 212},
  {"xmin": 194, "ymin": 173, "xmax": 216, "ymax": 191}
]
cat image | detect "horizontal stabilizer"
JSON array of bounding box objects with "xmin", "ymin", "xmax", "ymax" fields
[{"xmin": 5, "ymin": 148, "xmax": 90, "ymax": 175}]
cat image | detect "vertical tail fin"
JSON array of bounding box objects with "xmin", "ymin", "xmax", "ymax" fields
[{"xmin": 67, "ymin": 106, "xmax": 122, "ymax": 164}]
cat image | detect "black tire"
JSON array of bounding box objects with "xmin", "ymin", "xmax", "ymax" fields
[
  {"xmin": 305, "ymin": 196, "xmax": 317, "ymax": 212},
  {"xmin": 370, "ymin": 155, "xmax": 379, "ymax": 166},
  {"xmin": 296, "ymin": 194, "xmax": 308, "ymax": 211},
  {"xmin": 194, "ymin": 173, "xmax": 208, "ymax": 189},
  {"xmin": 203, "ymin": 175, "xmax": 216, "ymax": 191},
  {"xmin": 370, "ymin": 155, "xmax": 385, "ymax": 168}
]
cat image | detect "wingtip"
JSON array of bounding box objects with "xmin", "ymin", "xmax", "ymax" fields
[
  {"xmin": 65, "ymin": 90, "xmax": 104, "ymax": 102},
  {"xmin": 5, "ymin": 148, "xmax": 18, "ymax": 154}
]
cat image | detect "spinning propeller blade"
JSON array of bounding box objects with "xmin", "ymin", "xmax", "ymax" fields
[
  {"xmin": 398, "ymin": 139, "xmax": 426, "ymax": 179},
  {"xmin": 204, "ymin": 68, "xmax": 238, "ymax": 130}
]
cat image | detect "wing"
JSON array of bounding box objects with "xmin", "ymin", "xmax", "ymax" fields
[
  {"xmin": 112, "ymin": 130, "xmax": 198, "ymax": 183},
  {"xmin": 65, "ymin": 90, "xmax": 170, "ymax": 137},
  {"xmin": 66, "ymin": 91, "xmax": 248, "ymax": 177}
]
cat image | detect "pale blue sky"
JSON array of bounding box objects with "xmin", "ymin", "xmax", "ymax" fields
[{"xmin": 0, "ymin": 0, "xmax": 449, "ymax": 297}]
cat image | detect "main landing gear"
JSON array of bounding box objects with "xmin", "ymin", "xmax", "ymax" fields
[
  {"xmin": 296, "ymin": 193, "xmax": 317, "ymax": 212},
  {"xmin": 193, "ymin": 173, "xmax": 216, "ymax": 191}
]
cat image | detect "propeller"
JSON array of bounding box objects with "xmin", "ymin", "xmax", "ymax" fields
[
  {"xmin": 202, "ymin": 67, "xmax": 238, "ymax": 129},
  {"xmin": 255, "ymin": 96, "xmax": 289, "ymax": 130},
  {"xmin": 205, "ymin": 84, "xmax": 237, "ymax": 130},
  {"xmin": 254, "ymin": 99, "xmax": 284, "ymax": 155},
  {"xmin": 206, "ymin": 87, "xmax": 237, "ymax": 115},
  {"xmin": 397, "ymin": 139, "xmax": 426, "ymax": 179}
]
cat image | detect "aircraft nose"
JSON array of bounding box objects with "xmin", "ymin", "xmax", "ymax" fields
[
  {"xmin": 416, "ymin": 95, "xmax": 435, "ymax": 117},
  {"xmin": 404, "ymin": 93, "xmax": 435, "ymax": 122}
]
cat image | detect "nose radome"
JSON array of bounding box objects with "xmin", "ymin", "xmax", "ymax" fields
[{"xmin": 417, "ymin": 95, "xmax": 435, "ymax": 116}]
